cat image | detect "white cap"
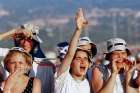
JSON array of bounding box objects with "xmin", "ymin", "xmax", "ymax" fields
[
  {"xmin": 22, "ymin": 23, "xmax": 43, "ymax": 43},
  {"xmin": 107, "ymin": 38, "xmax": 128, "ymax": 53}
]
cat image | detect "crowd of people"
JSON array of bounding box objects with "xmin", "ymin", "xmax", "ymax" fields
[{"xmin": 0, "ymin": 8, "xmax": 140, "ymax": 93}]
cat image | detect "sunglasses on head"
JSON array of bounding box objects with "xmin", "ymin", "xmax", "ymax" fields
[{"xmin": 10, "ymin": 47, "xmax": 32, "ymax": 59}]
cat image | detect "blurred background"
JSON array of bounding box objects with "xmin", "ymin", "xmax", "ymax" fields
[{"xmin": 0, "ymin": 0, "xmax": 140, "ymax": 59}]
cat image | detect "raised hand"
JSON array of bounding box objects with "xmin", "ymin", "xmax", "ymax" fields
[
  {"xmin": 15, "ymin": 24, "xmax": 39, "ymax": 38},
  {"xmin": 75, "ymin": 8, "xmax": 88, "ymax": 30},
  {"xmin": 111, "ymin": 58, "xmax": 120, "ymax": 74},
  {"xmin": 14, "ymin": 27, "xmax": 33, "ymax": 38}
]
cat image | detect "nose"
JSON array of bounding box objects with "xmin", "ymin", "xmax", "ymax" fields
[
  {"xmin": 15, "ymin": 62, "xmax": 21, "ymax": 69},
  {"xmin": 117, "ymin": 53, "xmax": 122, "ymax": 58},
  {"xmin": 80, "ymin": 58, "xmax": 87, "ymax": 64}
]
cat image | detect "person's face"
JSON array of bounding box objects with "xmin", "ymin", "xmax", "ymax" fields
[
  {"xmin": 6, "ymin": 53, "xmax": 29, "ymax": 74},
  {"xmin": 110, "ymin": 50, "xmax": 128, "ymax": 70},
  {"xmin": 19, "ymin": 39, "xmax": 33, "ymax": 53},
  {"xmin": 79, "ymin": 44, "xmax": 92, "ymax": 51},
  {"xmin": 58, "ymin": 46, "xmax": 68, "ymax": 60},
  {"xmin": 71, "ymin": 50, "xmax": 90, "ymax": 78}
]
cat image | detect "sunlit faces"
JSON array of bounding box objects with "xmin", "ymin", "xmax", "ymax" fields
[
  {"xmin": 4, "ymin": 51, "xmax": 32, "ymax": 74},
  {"xmin": 6, "ymin": 53, "xmax": 29, "ymax": 73},
  {"xmin": 71, "ymin": 50, "xmax": 90, "ymax": 78},
  {"xmin": 110, "ymin": 50, "xmax": 128, "ymax": 70},
  {"xmin": 19, "ymin": 39, "xmax": 33, "ymax": 53}
]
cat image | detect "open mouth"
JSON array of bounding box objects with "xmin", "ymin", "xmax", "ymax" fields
[
  {"xmin": 116, "ymin": 61, "xmax": 122, "ymax": 63},
  {"xmin": 80, "ymin": 66, "xmax": 86, "ymax": 72}
]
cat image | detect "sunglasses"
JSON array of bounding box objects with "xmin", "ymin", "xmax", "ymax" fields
[{"xmin": 9, "ymin": 47, "xmax": 32, "ymax": 59}]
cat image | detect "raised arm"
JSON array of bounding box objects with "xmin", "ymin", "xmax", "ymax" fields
[
  {"xmin": 0, "ymin": 29, "xmax": 16, "ymax": 40},
  {"xmin": 57, "ymin": 8, "xmax": 88, "ymax": 76},
  {"xmin": 0, "ymin": 26, "xmax": 33, "ymax": 41},
  {"xmin": 98, "ymin": 59, "xmax": 119, "ymax": 93},
  {"xmin": 91, "ymin": 67, "xmax": 104, "ymax": 93}
]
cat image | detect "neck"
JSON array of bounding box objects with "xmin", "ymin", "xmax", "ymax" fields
[{"xmin": 71, "ymin": 74, "xmax": 84, "ymax": 80}]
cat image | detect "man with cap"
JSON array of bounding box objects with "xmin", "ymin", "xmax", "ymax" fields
[{"xmin": 91, "ymin": 38, "xmax": 132, "ymax": 93}]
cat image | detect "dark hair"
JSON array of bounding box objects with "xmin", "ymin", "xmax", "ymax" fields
[
  {"xmin": 74, "ymin": 48, "xmax": 92, "ymax": 63},
  {"xmin": 105, "ymin": 49, "xmax": 131, "ymax": 61},
  {"xmin": 13, "ymin": 36, "xmax": 46, "ymax": 58}
]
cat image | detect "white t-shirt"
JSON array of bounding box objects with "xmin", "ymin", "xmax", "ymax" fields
[
  {"xmin": 113, "ymin": 74, "xmax": 124, "ymax": 93},
  {"xmin": 0, "ymin": 48, "xmax": 9, "ymax": 57},
  {"xmin": 108, "ymin": 70, "xmax": 124, "ymax": 93},
  {"xmin": 54, "ymin": 68, "xmax": 90, "ymax": 93}
]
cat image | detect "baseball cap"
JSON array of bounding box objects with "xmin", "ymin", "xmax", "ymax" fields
[
  {"xmin": 78, "ymin": 36, "xmax": 97, "ymax": 58},
  {"xmin": 106, "ymin": 38, "xmax": 130, "ymax": 54}
]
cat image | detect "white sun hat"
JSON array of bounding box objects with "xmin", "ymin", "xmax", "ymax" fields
[
  {"xmin": 78, "ymin": 36, "xmax": 97, "ymax": 58},
  {"xmin": 21, "ymin": 23, "xmax": 43, "ymax": 43},
  {"xmin": 107, "ymin": 38, "xmax": 130, "ymax": 54}
]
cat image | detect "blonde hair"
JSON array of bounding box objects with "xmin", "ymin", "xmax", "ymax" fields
[{"xmin": 4, "ymin": 50, "xmax": 32, "ymax": 71}]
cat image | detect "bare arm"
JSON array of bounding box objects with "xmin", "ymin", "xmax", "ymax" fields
[
  {"xmin": 98, "ymin": 59, "xmax": 119, "ymax": 93},
  {"xmin": 0, "ymin": 29, "xmax": 16, "ymax": 40},
  {"xmin": 0, "ymin": 26, "xmax": 33, "ymax": 41},
  {"xmin": 57, "ymin": 8, "xmax": 88, "ymax": 77},
  {"xmin": 91, "ymin": 67, "xmax": 104, "ymax": 93},
  {"xmin": 32, "ymin": 78, "xmax": 41, "ymax": 93},
  {"xmin": 98, "ymin": 72, "xmax": 117, "ymax": 93}
]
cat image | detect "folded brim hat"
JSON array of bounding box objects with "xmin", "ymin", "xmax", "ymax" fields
[
  {"xmin": 106, "ymin": 38, "xmax": 131, "ymax": 55},
  {"xmin": 78, "ymin": 36, "xmax": 97, "ymax": 58}
]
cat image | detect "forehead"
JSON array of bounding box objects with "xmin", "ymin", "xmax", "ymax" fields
[
  {"xmin": 112, "ymin": 50, "xmax": 127, "ymax": 54},
  {"xmin": 80, "ymin": 44, "xmax": 92, "ymax": 49},
  {"xmin": 75, "ymin": 50, "xmax": 88, "ymax": 57},
  {"xmin": 8, "ymin": 53, "xmax": 26, "ymax": 62},
  {"xmin": 20, "ymin": 38, "xmax": 33, "ymax": 43}
]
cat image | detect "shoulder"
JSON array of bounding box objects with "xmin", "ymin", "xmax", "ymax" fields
[
  {"xmin": 33, "ymin": 78, "xmax": 41, "ymax": 84},
  {"xmin": 32, "ymin": 78, "xmax": 41, "ymax": 93},
  {"xmin": 32, "ymin": 78, "xmax": 41, "ymax": 89},
  {"xmin": 92, "ymin": 66, "xmax": 103, "ymax": 80}
]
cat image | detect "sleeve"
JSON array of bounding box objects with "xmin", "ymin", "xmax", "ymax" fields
[
  {"xmin": 54, "ymin": 67, "xmax": 70, "ymax": 80},
  {"xmin": 54, "ymin": 67, "xmax": 70, "ymax": 91}
]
